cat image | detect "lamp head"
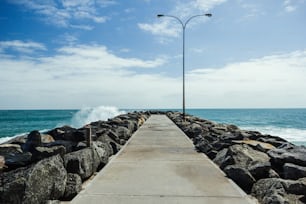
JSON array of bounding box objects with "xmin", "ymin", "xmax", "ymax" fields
[
  {"xmin": 205, "ymin": 13, "xmax": 212, "ymax": 17},
  {"xmin": 157, "ymin": 14, "xmax": 164, "ymax": 18}
]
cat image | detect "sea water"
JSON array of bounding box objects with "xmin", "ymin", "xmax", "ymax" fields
[{"xmin": 0, "ymin": 107, "xmax": 305, "ymax": 146}]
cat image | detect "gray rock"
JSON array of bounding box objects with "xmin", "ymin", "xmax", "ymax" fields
[
  {"xmin": 252, "ymin": 178, "xmax": 306, "ymax": 204},
  {"xmin": 115, "ymin": 126, "xmax": 131, "ymax": 140},
  {"xmin": 32, "ymin": 145, "xmax": 66, "ymax": 161},
  {"xmin": 213, "ymin": 148, "xmax": 234, "ymax": 169},
  {"xmin": 268, "ymin": 146, "xmax": 306, "ymax": 167},
  {"xmin": 283, "ymin": 163, "xmax": 306, "ymax": 180},
  {"xmin": 0, "ymin": 154, "xmax": 67, "ymax": 204},
  {"xmin": 3, "ymin": 152, "xmax": 32, "ymax": 170},
  {"xmin": 224, "ymin": 165, "xmax": 256, "ymax": 193},
  {"xmin": 64, "ymin": 147, "xmax": 100, "ymax": 180},
  {"xmin": 0, "ymin": 144, "xmax": 32, "ymax": 170},
  {"xmin": 62, "ymin": 173, "xmax": 82, "ymax": 201}
]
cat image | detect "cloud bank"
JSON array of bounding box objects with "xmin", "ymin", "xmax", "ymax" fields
[{"xmin": 1, "ymin": 40, "xmax": 306, "ymax": 109}]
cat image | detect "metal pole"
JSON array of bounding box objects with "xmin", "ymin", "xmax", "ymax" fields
[
  {"xmin": 157, "ymin": 14, "xmax": 212, "ymax": 121},
  {"xmin": 182, "ymin": 25, "xmax": 186, "ymax": 120}
]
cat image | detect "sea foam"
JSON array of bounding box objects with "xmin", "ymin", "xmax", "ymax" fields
[{"xmin": 70, "ymin": 106, "xmax": 126, "ymax": 128}]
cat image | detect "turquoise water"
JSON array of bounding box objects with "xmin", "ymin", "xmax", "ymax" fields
[{"xmin": 0, "ymin": 107, "xmax": 306, "ymax": 146}]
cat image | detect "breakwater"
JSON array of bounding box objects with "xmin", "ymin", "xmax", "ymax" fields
[
  {"xmin": 167, "ymin": 111, "xmax": 306, "ymax": 204},
  {"xmin": 1, "ymin": 111, "xmax": 306, "ymax": 204},
  {"xmin": 0, "ymin": 111, "xmax": 150, "ymax": 203}
]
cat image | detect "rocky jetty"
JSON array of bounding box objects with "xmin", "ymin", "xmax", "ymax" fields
[
  {"xmin": 167, "ymin": 111, "xmax": 306, "ymax": 204},
  {"xmin": 0, "ymin": 111, "xmax": 150, "ymax": 203},
  {"xmin": 1, "ymin": 110, "xmax": 306, "ymax": 204}
]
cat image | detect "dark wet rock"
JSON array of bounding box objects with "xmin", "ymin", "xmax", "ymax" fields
[
  {"xmin": 213, "ymin": 148, "xmax": 233, "ymax": 169},
  {"xmin": 64, "ymin": 148, "xmax": 97, "ymax": 180},
  {"xmin": 224, "ymin": 165, "xmax": 256, "ymax": 193},
  {"xmin": 45, "ymin": 140, "xmax": 77, "ymax": 153},
  {"xmin": 3, "ymin": 152, "xmax": 32, "ymax": 170},
  {"xmin": 62, "ymin": 173, "xmax": 82, "ymax": 201},
  {"xmin": 248, "ymin": 162, "xmax": 271, "ymax": 180},
  {"xmin": 22, "ymin": 130, "xmax": 42, "ymax": 153},
  {"xmin": 283, "ymin": 163, "xmax": 306, "ymax": 180},
  {"xmin": 31, "ymin": 145, "xmax": 66, "ymax": 161},
  {"xmin": 46, "ymin": 126, "xmax": 85, "ymax": 142},
  {"xmin": 0, "ymin": 154, "xmax": 67, "ymax": 204},
  {"xmin": 0, "ymin": 144, "xmax": 32, "ymax": 170},
  {"xmin": 252, "ymin": 178, "xmax": 306, "ymax": 204},
  {"xmin": 268, "ymin": 146, "xmax": 306, "ymax": 167}
]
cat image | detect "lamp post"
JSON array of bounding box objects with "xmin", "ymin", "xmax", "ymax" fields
[{"xmin": 157, "ymin": 13, "xmax": 212, "ymax": 120}]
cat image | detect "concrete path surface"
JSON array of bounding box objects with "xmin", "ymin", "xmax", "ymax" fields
[{"xmin": 71, "ymin": 115, "xmax": 256, "ymax": 204}]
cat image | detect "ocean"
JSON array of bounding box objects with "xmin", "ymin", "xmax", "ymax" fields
[{"xmin": 0, "ymin": 107, "xmax": 305, "ymax": 146}]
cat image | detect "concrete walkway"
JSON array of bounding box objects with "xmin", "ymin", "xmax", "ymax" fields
[{"xmin": 71, "ymin": 115, "xmax": 255, "ymax": 204}]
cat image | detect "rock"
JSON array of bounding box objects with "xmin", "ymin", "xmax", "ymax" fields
[
  {"xmin": 248, "ymin": 162, "xmax": 271, "ymax": 180},
  {"xmin": 64, "ymin": 147, "xmax": 99, "ymax": 180},
  {"xmin": 232, "ymin": 139, "xmax": 276, "ymax": 152},
  {"xmin": 41, "ymin": 134, "xmax": 55, "ymax": 143},
  {"xmin": 115, "ymin": 126, "xmax": 131, "ymax": 140},
  {"xmin": 46, "ymin": 126, "xmax": 85, "ymax": 142},
  {"xmin": 0, "ymin": 144, "xmax": 32, "ymax": 170},
  {"xmin": 0, "ymin": 144, "xmax": 22, "ymax": 154},
  {"xmin": 0, "ymin": 154, "xmax": 67, "ymax": 204},
  {"xmin": 3, "ymin": 152, "xmax": 32, "ymax": 170},
  {"xmin": 283, "ymin": 163, "xmax": 306, "ymax": 180},
  {"xmin": 213, "ymin": 144, "xmax": 270, "ymax": 170},
  {"xmin": 62, "ymin": 173, "xmax": 82, "ymax": 201},
  {"xmin": 0, "ymin": 156, "xmax": 7, "ymax": 171},
  {"xmin": 31, "ymin": 146, "xmax": 66, "ymax": 161},
  {"xmin": 213, "ymin": 148, "xmax": 234, "ymax": 169},
  {"xmin": 252, "ymin": 178, "xmax": 306, "ymax": 204},
  {"xmin": 92, "ymin": 141, "xmax": 109, "ymax": 170},
  {"xmin": 185, "ymin": 123, "xmax": 203, "ymax": 138},
  {"xmin": 45, "ymin": 140, "xmax": 77, "ymax": 153},
  {"xmin": 268, "ymin": 146, "xmax": 306, "ymax": 167},
  {"xmin": 22, "ymin": 130, "xmax": 42, "ymax": 153},
  {"xmin": 224, "ymin": 165, "xmax": 256, "ymax": 193}
]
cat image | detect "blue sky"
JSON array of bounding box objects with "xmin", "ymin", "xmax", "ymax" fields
[{"xmin": 1, "ymin": 0, "xmax": 306, "ymax": 109}]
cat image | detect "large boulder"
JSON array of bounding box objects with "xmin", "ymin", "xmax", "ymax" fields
[
  {"xmin": 31, "ymin": 146, "xmax": 66, "ymax": 161},
  {"xmin": 224, "ymin": 165, "xmax": 256, "ymax": 193},
  {"xmin": 62, "ymin": 173, "xmax": 82, "ymax": 201},
  {"xmin": 283, "ymin": 163, "xmax": 306, "ymax": 180},
  {"xmin": 0, "ymin": 154, "xmax": 67, "ymax": 204},
  {"xmin": 0, "ymin": 144, "xmax": 32, "ymax": 170},
  {"xmin": 64, "ymin": 148, "xmax": 96, "ymax": 181},
  {"xmin": 268, "ymin": 146, "xmax": 306, "ymax": 167},
  {"xmin": 251, "ymin": 178, "xmax": 306, "ymax": 204}
]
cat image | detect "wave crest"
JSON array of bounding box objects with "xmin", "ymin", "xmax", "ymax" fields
[{"xmin": 70, "ymin": 106, "xmax": 125, "ymax": 128}]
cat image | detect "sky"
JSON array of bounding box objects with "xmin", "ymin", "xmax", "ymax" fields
[{"xmin": 0, "ymin": 0, "xmax": 306, "ymax": 109}]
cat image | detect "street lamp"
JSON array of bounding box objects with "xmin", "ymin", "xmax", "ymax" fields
[{"xmin": 157, "ymin": 13, "xmax": 212, "ymax": 120}]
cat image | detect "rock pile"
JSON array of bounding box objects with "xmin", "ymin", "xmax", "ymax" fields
[
  {"xmin": 167, "ymin": 111, "xmax": 306, "ymax": 204},
  {"xmin": 0, "ymin": 112, "xmax": 149, "ymax": 203}
]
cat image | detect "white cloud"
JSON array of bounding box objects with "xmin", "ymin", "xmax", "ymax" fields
[
  {"xmin": 0, "ymin": 40, "xmax": 46, "ymax": 53},
  {"xmin": 138, "ymin": 20, "xmax": 181, "ymax": 37},
  {"xmin": 8, "ymin": 0, "xmax": 112, "ymax": 28},
  {"xmin": 139, "ymin": 0, "xmax": 220, "ymax": 38},
  {"xmin": 187, "ymin": 50, "xmax": 306, "ymax": 108},
  {"xmin": 194, "ymin": 0, "xmax": 227, "ymax": 11},
  {"xmin": 0, "ymin": 41, "xmax": 305, "ymax": 109},
  {"xmin": 0, "ymin": 43, "xmax": 172, "ymax": 109},
  {"xmin": 284, "ymin": 0, "xmax": 296, "ymax": 12}
]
